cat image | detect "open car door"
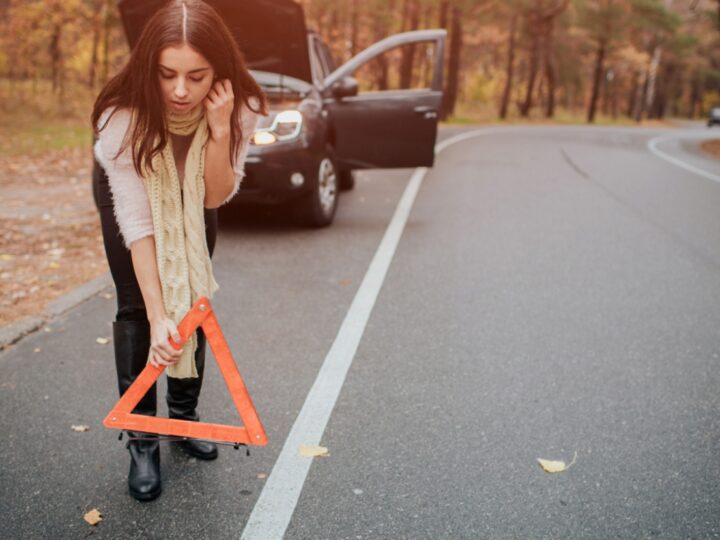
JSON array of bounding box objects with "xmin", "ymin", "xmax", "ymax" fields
[{"xmin": 323, "ymin": 29, "xmax": 446, "ymax": 170}]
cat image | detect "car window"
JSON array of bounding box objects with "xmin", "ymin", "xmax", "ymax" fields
[
  {"xmin": 319, "ymin": 42, "xmax": 336, "ymax": 72},
  {"xmin": 313, "ymin": 40, "xmax": 333, "ymax": 79},
  {"xmin": 350, "ymin": 41, "xmax": 440, "ymax": 94},
  {"xmin": 309, "ymin": 37, "xmax": 326, "ymax": 86}
]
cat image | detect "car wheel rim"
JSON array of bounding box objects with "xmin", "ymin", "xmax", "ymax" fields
[{"xmin": 317, "ymin": 158, "xmax": 337, "ymax": 216}]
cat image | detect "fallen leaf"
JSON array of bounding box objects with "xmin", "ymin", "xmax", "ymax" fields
[
  {"xmin": 96, "ymin": 337, "xmax": 109, "ymax": 345},
  {"xmin": 83, "ymin": 508, "xmax": 102, "ymax": 526},
  {"xmin": 33, "ymin": 347, "xmax": 41, "ymax": 353},
  {"xmin": 257, "ymin": 473, "xmax": 267, "ymax": 479},
  {"xmin": 100, "ymin": 293, "xmax": 113, "ymax": 299},
  {"xmin": 537, "ymin": 452, "xmax": 577, "ymax": 474},
  {"xmin": 337, "ymin": 278, "xmax": 353, "ymax": 286},
  {"xmin": 71, "ymin": 425, "xmax": 90, "ymax": 432},
  {"xmin": 299, "ymin": 444, "xmax": 329, "ymax": 458}
]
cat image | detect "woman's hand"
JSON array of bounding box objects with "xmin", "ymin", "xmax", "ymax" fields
[
  {"xmin": 204, "ymin": 78, "xmax": 234, "ymax": 142},
  {"xmin": 147, "ymin": 316, "xmax": 183, "ymax": 368}
]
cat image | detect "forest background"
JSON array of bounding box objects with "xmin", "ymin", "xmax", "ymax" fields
[
  {"xmin": 0, "ymin": 0, "xmax": 720, "ymax": 153},
  {"xmin": 0, "ymin": 0, "xmax": 718, "ymax": 328},
  {"xmin": 1, "ymin": 0, "xmax": 719, "ymax": 156}
]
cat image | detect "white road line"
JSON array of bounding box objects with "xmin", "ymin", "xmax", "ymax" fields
[
  {"xmin": 647, "ymin": 133, "xmax": 720, "ymax": 184},
  {"xmin": 240, "ymin": 128, "xmax": 492, "ymax": 540}
]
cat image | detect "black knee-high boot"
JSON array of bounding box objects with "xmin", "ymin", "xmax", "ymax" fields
[
  {"xmin": 166, "ymin": 327, "xmax": 218, "ymax": 460},
  {"xmin": 113, "ymin": 319, "xmax": 162, "ymax": 501}
]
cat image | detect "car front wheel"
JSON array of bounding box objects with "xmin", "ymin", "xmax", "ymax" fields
[{"xmin": 294, "ymin": 148, "xmax": 339, "ymax": 227}]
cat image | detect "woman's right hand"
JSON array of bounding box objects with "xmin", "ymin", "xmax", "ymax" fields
[{"xmin": 147, "ymin": 316, "xmax": 183, "ymax": 367}]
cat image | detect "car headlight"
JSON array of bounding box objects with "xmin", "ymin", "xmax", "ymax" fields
[{"xmin": 251, "ymin": 110, "xmax": 303, "ymax": 145}]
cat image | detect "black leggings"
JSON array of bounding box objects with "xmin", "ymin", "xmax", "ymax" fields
[{"xmin": 93, "ymin": 160, "xmax": 218, "ymax": 320}]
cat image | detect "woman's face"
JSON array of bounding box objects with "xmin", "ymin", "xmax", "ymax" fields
[{"xmin": 158, "ymin": 43, "xmax": 215, "ymax": 113}]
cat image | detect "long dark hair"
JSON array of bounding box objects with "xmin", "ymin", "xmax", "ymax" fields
[{"xmin": 91, "ymin": 0, "xmax": 267, "ymax": 175}]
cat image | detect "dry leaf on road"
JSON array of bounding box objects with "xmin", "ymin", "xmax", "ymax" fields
[
  {"xmin": 96, "ymin": 337, "xmax": 109, "ymax": 345},
  {"xmin": 83, "ymin": 508, "xmax": 102, "ymax": 526},
  {"xmin": 537, "ymin": 452, "xmax": 577, "ymax": 473},
  {"xmin": 299, "ymin": 444, "xmax": 329, "ymax": 458},
  {"xmin": 71, "ymin": 425, "xmax": 89, "ymax": 432}
]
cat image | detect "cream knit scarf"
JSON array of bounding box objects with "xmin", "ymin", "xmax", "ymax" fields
[{"xmin": 140, "ymin": 104, "xmax": 219, "ymax": 378}]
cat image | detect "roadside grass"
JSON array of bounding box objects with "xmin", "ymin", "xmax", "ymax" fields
[
  {"xmin": 445, "ymin": 102, "xmax": 674, "ymax": 128},
  {"xmin": 0, "ymin": 79, "xmax": 93, "ymax": 157}
]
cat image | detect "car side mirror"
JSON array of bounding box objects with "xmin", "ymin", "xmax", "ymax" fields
[{"xmin": 330, "ymin": 76, "xmax": 358, "ymax": 99}]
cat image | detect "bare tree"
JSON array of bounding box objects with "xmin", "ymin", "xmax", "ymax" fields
[
  {"xmin": 499, "ymin": 10, "xmax": 519, "ymax": 119},
  {"xmin": 442, "ymin": 4, "xmax": 463, "ymax": 119},
  {"xmin": 517, "ymin": 0, "xmax": 569, "ymax": 118}
]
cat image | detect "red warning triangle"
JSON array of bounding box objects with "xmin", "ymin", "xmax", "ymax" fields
[{"xmin": 103, "ymin": 297, "xmax": 267, "ymax": 446}]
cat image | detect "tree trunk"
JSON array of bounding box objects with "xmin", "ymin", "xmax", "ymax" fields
[
  {"xmin": 587, "ymin": 39, "xmax": 606, "ymax": 123},
  {"xmin": 371, "ymin": 8, "xmax": 390, "ymax": 90},
  {"xmin": 610, "ymin": 74, "xmax": 619, "ymax": 119},
  {"xmin": 519, "ymin": 14, "xmax": 541, "ymax": 118},
  {"xmin": 349, "ymin": 0, "xmax": 359, "ymax": 57},
  {"xmin": 88, "ymin": 0, "xmax": 104, "ymax": 89},
  {"xmin": 499, "ymin": 11, "xmax": 518, "ymax": 119},
  {"xmin": 102, "ymin": 0, "xmax": 112, "ymax": 84},
  {"xmin": 632, "ymin": 71, "xmax": 648, "ymax": 122},
  {"xmin": 400, "ymin": 0, "xmax": 419, "ymax": 88},
  {"xmin": 49, "ymin": 23, "xmax": 62, "ymax": 94},
  {"xmin": 601, "ymin": 73, "xmax": 609, "ymax": 116},
  {"xmin": 627, "ymin": 73, "xmax": 638, "ymax": 118},
  {"xmin": 645, "ymin": 44, "xmax": 662, "ymax": 118},
  {"xmin": 543, "ymin": 22, "xmax": 557, "ymax": 118},
  {"xmin": 688, "ymin": 73, "xmax": 700, "ymax": 118},
  {"xmin": 441, "ymin": 5, "xmax": 462, "ymax": 120},
  {"xmin": 438, "ymin": 0, "xmax": 449, "ymax": 28}
]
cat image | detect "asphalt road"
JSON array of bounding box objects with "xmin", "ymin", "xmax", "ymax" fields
[{"xmin": 1, "ymin": 124, "xmax": 719, "ymax": 539}]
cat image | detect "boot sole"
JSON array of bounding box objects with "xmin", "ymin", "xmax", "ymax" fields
[{"xmin": 129, "ymin": 484, "xmax": 162, "ymax": 501}]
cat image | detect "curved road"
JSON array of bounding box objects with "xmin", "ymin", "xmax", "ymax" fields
[{"xmin": 1, "ymin": 124, "xmax": 719, "ymax": 539}]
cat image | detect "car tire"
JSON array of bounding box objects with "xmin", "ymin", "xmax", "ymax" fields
[
  {"xmin": 294, "ymin": 145, "xmax": 339, "ymax": 227},
  {"xmin": 338, "ymin": 168, "xmax": 355, "ymax": 191}
]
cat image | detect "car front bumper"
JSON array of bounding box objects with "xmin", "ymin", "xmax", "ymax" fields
[{"xmin": 227, "ymin": 145, "xmax": 319, "ymax": 205}]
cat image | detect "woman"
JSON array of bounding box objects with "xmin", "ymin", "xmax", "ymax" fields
[{"xmin": 91, "ymin": 0, "xmax": 267, "ymax": 501}]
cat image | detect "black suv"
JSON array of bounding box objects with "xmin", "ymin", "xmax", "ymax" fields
[{"xmin": 101, "ymin": 0, "xmax": 446, "ymax": 227}]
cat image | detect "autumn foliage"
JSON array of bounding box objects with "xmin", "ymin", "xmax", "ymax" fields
[{"xmin": 0, "ymin": 0, "xmax": 718, "ymax": 125}]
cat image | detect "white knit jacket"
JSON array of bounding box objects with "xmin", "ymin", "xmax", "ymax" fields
[{"xmin": 94, "ymin": 98, "xmax": 261, "ymax": 249}]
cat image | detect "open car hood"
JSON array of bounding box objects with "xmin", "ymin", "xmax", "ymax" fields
[{"xmin": 117, "ymin": 0, "xmax": 312, "ymax": 83}]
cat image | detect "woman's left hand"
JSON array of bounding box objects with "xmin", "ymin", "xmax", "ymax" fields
[{"xmin": 204, "ymin": 78, "xmax": 234, "ymax": 141}]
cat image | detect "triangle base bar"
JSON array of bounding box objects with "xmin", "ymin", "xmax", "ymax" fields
[
  {"xmin": 105, "ymin": 412, "xmax": 252, "ymax": 444},
  {"xmin": 103, "ymin": 297, "xmax": 268, "ymax": 446}
]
